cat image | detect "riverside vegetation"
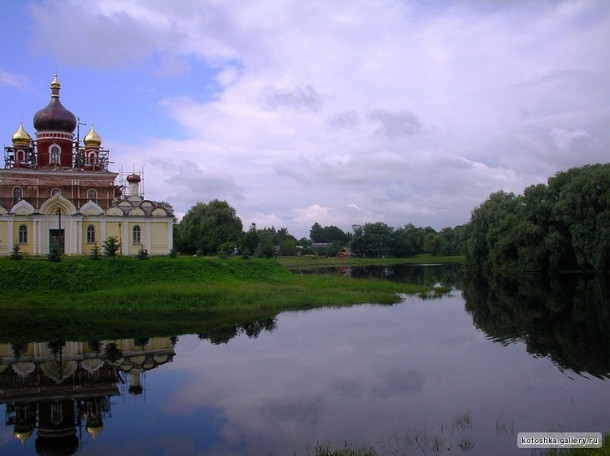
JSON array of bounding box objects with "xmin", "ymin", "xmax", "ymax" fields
[{"xmin": 0, "ymin": 255, "xmax": 447, "ymax": 343}]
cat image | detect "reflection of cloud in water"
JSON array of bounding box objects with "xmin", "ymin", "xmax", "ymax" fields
[
  {"xmin": 259, "ymin": 394, "xmax": 328, "ymax": 426},
  {"xmin": 331, "ymin": 377, "xmax": 365, "ymax": 399},
  {"xmin": 158, "ymin": 296, "xmax": 610, "ymax": 455},
  {"xmin": 370, "ymin": 368, "xmax": 425, "ymax": 399}
]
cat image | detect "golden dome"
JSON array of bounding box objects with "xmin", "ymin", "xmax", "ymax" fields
[
  {"xmin": 84, "ymin": 125, "xmax": 102, "ymax": 146},
  {"xmin": 14, "ymin": 429, "xmax": 33, "ymax": 445},
  {"xmin": 12, "ymin": 122, "xmax": 32, "ymax": 146},
  {"xmin": 86, "ymin": 424, "xmax": 104, "ymax": 440},
  {"xmin": 51, "ymin": 73, "xmax": 60, "ymax": 90}
]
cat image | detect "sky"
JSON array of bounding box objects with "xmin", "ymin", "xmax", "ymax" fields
[{"xmin": 1, "ymin": 0, "xmax": 609, "ymax": 238}]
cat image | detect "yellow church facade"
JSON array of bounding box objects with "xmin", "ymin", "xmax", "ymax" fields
[{"xmin": 0, "ymin": 75, "xmax": 173, "ymax": 256}]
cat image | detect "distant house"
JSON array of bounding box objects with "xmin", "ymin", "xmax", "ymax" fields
[{"xmin": 336, "ymin": 247, "xmax": 354, "ymax": 259}]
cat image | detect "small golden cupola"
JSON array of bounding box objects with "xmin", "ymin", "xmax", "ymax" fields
[
  {"xmin": 84, "ymin": 125, "xmax": 102, "ymax": 147},
  {"xmin": 83, "ymin": 125, "xmax": 103, "ymax": 171},
  {"xmin": 12, "ymin": 122, "xmax": 32, "ymax": 146}
]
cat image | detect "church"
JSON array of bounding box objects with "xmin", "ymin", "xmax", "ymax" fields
[{"xmin": 0, "ymin": 75, "xmax": 174, "ymax": 256}]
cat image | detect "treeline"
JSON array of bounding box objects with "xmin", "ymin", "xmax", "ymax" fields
[
  {"xmin": 464, "ymin": 163, "xmax": 610, "ymax": 277},
  {"xmin": 173, "ymin": 200, "xmax": 465, "ymax": 258},
  {"xmin": 307, "ymin": 221, "xmax": 464, "ymax": 257},
  {"xmin": 173, "ymin": 163, "xmax": 610, "ymax": 269}
]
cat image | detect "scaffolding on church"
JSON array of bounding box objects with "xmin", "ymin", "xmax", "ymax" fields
[
  {"xmin": 3, "ymin": 144, "xmax": 36, "ymax": 169},
  {"xmin": 3, "ymin": 141, "xmax": 112, "ymax": 172}
]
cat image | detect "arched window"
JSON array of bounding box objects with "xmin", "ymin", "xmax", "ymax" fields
[
  {"xmin": 17, "ymin": 149, "xmax": 26, "ymax": 163},
  {"xmin": 86, "ymin": 225, "xmax": 95, "ymax": 243},
  {"xmin": 50, "ymin": 402, "xmax": 63, "ymax": 425},
  {"xmin": 50, "ymin": 145, "xmax": 60, "ymax": 165},
  {"xmin": 87, "ymin": 189, "xmax": 97, "ymax": 202},
  {"xmin": 12, "ymin": 187, "xmax": 22, "ymax": 205},
  {"xmin": 88, "ymin": 151, "xmax": 98, "ymax": 164},
  {"xmin": 51, "ymin": 188, "xmax": 61, "ymax": 197},
  {"xmin": 18, "ymin": 225, "xmax": 28, "ymax": 244},
  {"xmin": 132, "ymin": 225, "xmax": 141, "ymax": 244}
]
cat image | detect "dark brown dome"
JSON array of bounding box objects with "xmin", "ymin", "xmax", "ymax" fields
[{"xmin": 33, "ymin": 75, "xmax": 77, "ymax": 133}]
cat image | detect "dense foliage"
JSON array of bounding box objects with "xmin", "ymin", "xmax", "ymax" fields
[
  {"xmin": 174, "ymin": 199, "xmax": 243, "ymax": 255},
  {"xmin": 464, "ymin": 164, "xmax": 610, "ymax": 277},
  {"xmin": 350, "ymin": 222, "xmax": 464, "ymax": 258},
  {"xmin": 173, "ymin": 201, "xmax": 464, "ymax": 258}
]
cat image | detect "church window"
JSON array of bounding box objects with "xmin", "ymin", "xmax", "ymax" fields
[
  {"xmin": 132, "ymin": 225, "xmax": 141, "ymax": 244},
  {"xmin": 87, "ymin": 189, "xmax": 97, "ymax": 202},
  {"xmin": 50, "ymin": 402, "xmax": 63, "ymax": 425},
  {"xmin": 50, "ymin": 145, "xmax": 61, "ymax": 165},
  {"xmin": 51, "ymin": 188, "xmax": 61, "ymax": 197},
  {"xmin": 12, "ymin": 187, "xmax": 22, "ymax": 205},
  {"xmin": 88, "ymin": 151, "xmax": 97, "ymax": 164},
  {"xmin": 17, "ymin": 149, "xmax": 26, "ymax": 163},
  {"xmin": 18, "ymin": 225, "xmax": 28, "ymax": 244},
  {"xmin": 86, "ymin": 225, "xmax": 95, "ymax": 243}
]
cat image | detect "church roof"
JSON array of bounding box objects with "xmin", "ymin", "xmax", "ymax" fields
[
  {"xmin": 33, "ymin": 74, "xmax": 77, "ymax": 133},
  {"xmin": 12, "ymin": 122, "xmax": 31, "ymax": 146},
  {"xmin": 84, "ymin": 125, "xmax": 102, "ymax": 146}
]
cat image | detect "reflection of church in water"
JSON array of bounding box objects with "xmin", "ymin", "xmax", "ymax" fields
[{"xmin": 0, "ymin": 337, "xmax": 175, "ymax": 455}]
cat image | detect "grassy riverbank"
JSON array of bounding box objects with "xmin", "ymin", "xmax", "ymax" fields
[{"xmin": 0, "ymin": 255, "xmax": 445, "ymax": 341}]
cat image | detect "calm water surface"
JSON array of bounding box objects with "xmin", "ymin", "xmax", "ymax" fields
[{"xmin": 1, "ymin": 266, "xmax": 609, "ymax": 455}]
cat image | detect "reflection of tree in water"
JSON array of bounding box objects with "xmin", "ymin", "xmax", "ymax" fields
[
  {"xmin": 198, "ymin": 318, "xmax": 278, "ymax": 344},
  {"xmin": 301, "ymin": 263, "xmax": 466, "ymax": 288},
  {"xmin": 463, "ymin": 274, "xmax": 610, "ymax": 378}
]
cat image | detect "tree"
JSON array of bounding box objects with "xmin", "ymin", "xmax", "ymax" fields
[
  {"xmin": 103, "ymin": 236, "xmax": 120, "ymax": 258},
  {"xmin": 350, "ymin": 222, "xmax": 393, "ymax": 257},
  {"xmin": 391, "ymin": 223, "xmax": 426, "ymax": 257},
  {"xmin": 310, "ymin": 222, "xmax": 324, "ymax": 242},
  {"xmin": 424, "ymin": 232, "xmax": 443, "ymax": 256},
  {"xmin": 463, "ymin": 163, "xmax": 610, "ymax": 277},
  {"xmin": 279, "ymin": 238, "xmax": 298, "ymax": 256},
  {"xmin": 174, "ymin": 200, "xmax": 243, "ymax": 255},
  {"xmin": 10, "ymin": 245, "xmax": 22, "ymax": 260},
  {"xmin": 89, "ymin": 243, "xmax": 101, "ymax": 260},
  {"xmin": 243, "ymin": 223, "xmax": 260, "ymax": 256},
  {"xmin": 256, "ymin": 228, "xmax": 275, "ymax": 258},
  {"xmin": 309, "ymin": 223, "xmax": 347, "ymax": 243}
]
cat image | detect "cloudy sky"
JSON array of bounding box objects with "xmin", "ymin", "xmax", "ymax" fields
[{"xmin": 1, "ymin": 1, "xmax": 609, "ymax": 238}]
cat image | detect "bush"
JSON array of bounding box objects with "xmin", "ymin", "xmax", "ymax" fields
[
  {"xmin": 10, "ymin": 245, "xmax": 22, "ymax": 260},
  {"xmin": 89, "ymin": 244, "xmax": 101, "ymax": 260},
  {"xmin": 137, "ymin": 247, "xmax": 149, "ymax": 260}
]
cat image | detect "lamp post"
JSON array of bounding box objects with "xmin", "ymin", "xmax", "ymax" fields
[{"xmin": 55, "ymin": 208, "xmax": 62, "ymax": 256}]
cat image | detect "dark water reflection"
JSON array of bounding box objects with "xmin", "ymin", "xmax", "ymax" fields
[
  {"xmin": 1, "ymin": 266, "xmax": 609, "ymax": 455},
  {"xmin": 463, "ymin": 274, "xmax": 610, "ymax": 379},
  {"xmin": 292, "ymin": 262, "xmax": 465, "ymax": 289}
]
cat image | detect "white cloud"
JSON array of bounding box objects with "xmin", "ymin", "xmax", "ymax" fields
[
  {"xmin": 16, "ymin": 0, "xmax": 610, "ymax": 237},
  {"xmin": 0, "ymin": 70, "xmax": 29, "ymax": 90}
]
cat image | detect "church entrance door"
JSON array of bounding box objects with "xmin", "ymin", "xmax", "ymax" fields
[{"xmin": 49, "ymin": 229, "xmax": 64, "ymax": 255}]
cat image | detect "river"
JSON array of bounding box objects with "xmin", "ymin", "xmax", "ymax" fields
[{"xmin": 1, "ymin": 264, "xmax": 609, "ymax": 455}]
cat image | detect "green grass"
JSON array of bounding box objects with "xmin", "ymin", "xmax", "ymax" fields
[
  {"xmin": 0, "ymin": 255, "xmax": 430, "ymax": 310},
  {"xmin": 0, "ymin": 255, "xmax": 437, "ymax": 342}
]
